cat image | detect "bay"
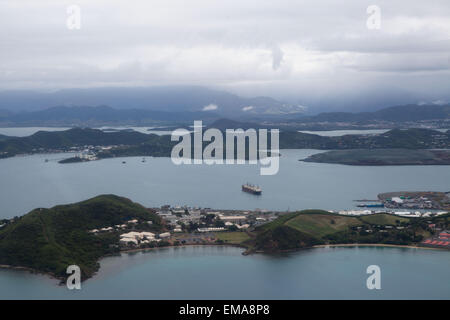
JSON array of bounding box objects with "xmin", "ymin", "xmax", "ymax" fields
[
  {"xmin": 0, "ymin": 149, "xmax": 449, "ymax": 218},
  {"xmin": 0, "ymin": 246, "xmax": 449, "ymax": 299}
]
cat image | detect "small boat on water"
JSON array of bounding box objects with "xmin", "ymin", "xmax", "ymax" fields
[
  {"xmin": 242, "ymin": 183, "xmax": 262, "ymax": 195},
  {"xmin": 142, "ymin": 158, "xmax": 146, "ymax": 163},
  {"xmin": 122, "ymin": 161, "xmax": 126, "ymax": 164}
]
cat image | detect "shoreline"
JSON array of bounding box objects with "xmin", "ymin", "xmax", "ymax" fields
[
  {"xmin": 0, "ymin": 242, "xmax": 447, "ymax": 284},
  {"xmin": 313, "ymin": 243, "xmax": 447, "ymax": 251},
  {"xmin": 0, "ymin": 264, "xmax": 63, "ymax": 283},
  {"xmin": 117, "ymin": 243, "xmax": 246, "ymax": 255}
]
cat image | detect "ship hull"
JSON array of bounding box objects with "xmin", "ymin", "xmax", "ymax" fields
[{"xmin": 242, "ymin": 187, "xmax": 262, "ymax": 195}]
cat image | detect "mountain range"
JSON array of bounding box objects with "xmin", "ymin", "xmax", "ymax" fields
[
  {"xmin": 0, "ymin": 105, "xmax": 219, "ymax": 126},
  {"xmin": 0, "ymin": 86, "xmax": 304, "ymax": 118},
  {"xmin": 0, "ymin": 103, "xmax": 448, "ymax": 127}
]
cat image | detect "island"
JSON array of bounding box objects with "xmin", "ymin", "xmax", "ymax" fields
[
  {"xmin": 0, "ymin": 126, "xmax": 448, "ymax": 163},
  {"xmin": 0, "ymin": 194, "xmax": 449, "ymax": 282},
  {"xmin": 302, "ymin": 149, "xmax": 450, "ymax": 166}
]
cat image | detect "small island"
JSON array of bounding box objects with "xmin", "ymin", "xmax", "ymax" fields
[{"xmin": 58, "ymin": 156, "xmax": 93, "ymax": 164}]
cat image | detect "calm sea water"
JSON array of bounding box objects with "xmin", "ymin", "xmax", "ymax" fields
[
  {"xmin": 0, "ymin": 132, "xmax": 449, "ymax": 299},
  {"xmin": 0, "ymin": 150, "xmax": 448, "ymax": 218},
  {"xmin": 0, "ymin": 246, "xmax": 449, "ymax": 300}
]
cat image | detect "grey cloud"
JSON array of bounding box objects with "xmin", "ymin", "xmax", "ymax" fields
[
  {"xmin": 0, "ymin": 0, "xmax": 450, "ymax": 110},
  {"xmin": 271, "ymin": 46, "xmax": 284, "ymax": 70}
]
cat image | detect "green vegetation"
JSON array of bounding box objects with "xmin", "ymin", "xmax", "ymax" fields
[
  {"xmin": 303, "ymin": 149, "xmax": 450, "ymax": 165},
  {"xmin": 215, "ymin": 232, "xmax": 251, "ymax": 244},
  {"xmin": 1, "ymin": 127, "xmax": 448, "ymax": 160},
  {"xmin": 249, "ymin": 210, "xmax": 335, "ymax": 251},
  {"xmin": 283, "ymin": 128, "xmax": 449, "ymax": 150},
  {"xmin": 0, "ymin": 128, "xmax": 172, "ymax": 158},
  {"xmin": 0, "ymin": 195, "xmax": 163, "ymax": 280},
  {"xmin": 246, "ymin": 211, "xmax": 450, "ymax": 252},
  {"xmin": 360, "ymin": 214, "xmax": 409, "ymax": 225},
  {"xmin": 58, "ymin": 157, "xmax": 87, "ymax": 164},
  {"xmin": 1, "ymin": 194, "xmax": 449, "ymax": 278},
  {"xmin": 285, "ymin": 213, "xmax": 361, "ymax": 238}
]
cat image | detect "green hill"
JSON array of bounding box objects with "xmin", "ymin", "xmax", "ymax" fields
[
  {"xmin": 0, "ymin": 128, "xmax": 163, "ymax": 158},
  {"xmin": 251, "ymin": 210, "xmax": 334, "ymax": 251},
  {"xmin": 247, "ymin": 210, "xmax": 434, "ymax": 252},
  {"xmin": 360, "ymin": 214, "xmax": 409, "ymax": 225},
  {"xmin": 0, "ymin": 195, "xmax": 163, "ymax": 280},
  {"xmin": 284, "ymin": 212, "xmax": 361, "ymax": 237},
  {"xmin": 0, "ymin": 127, "xmax": 448, "ymax": 160}
]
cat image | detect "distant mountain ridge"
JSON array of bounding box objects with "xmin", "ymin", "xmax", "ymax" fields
[
  {"xmin": 0, "ymin": 105, "xmax": 219, "ymax": 126},
  {"xmin": 0, "ymin": 102, "xmax": 448, "ymax": 127},
  {"xmin": 0, "ymin": 86, "xmax": 302, "ymax": 117}
]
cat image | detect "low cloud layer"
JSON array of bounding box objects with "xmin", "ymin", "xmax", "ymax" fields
[
  {"xmin": 202, "ymin": 104, "xmax": 218, "ymax": 111},
  {"xmin": 0, "ymin": 0, "xmax": 449, "ymax": 110}
]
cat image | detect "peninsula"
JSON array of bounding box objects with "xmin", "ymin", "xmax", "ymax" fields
[
  {"xmin": 302, "ymin": 149, "xmax": 450, "ymax": 166},
  {"xmin": 0, "ymin": 195, "xmax": 449, "ymax": 281}
]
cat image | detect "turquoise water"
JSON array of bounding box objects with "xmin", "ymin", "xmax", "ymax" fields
[
  {"xmin": 0, "ymin": 150, "xmax": 449, "ymax": 218},
  {"xmin": 0, "ymin": 246, "xmax": 449, "ymax": 299}
]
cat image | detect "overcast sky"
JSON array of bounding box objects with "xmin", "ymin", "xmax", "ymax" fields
[{"xmin": 1, "ymin": 0, "xmax": 449, "ymax": 109}]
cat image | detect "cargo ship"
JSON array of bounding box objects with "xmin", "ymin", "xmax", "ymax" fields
[{"xmin": 242, "ymin": 183, "xmax": 262, "ymax": 195}]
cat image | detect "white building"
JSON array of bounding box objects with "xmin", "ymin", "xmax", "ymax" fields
[
  {"xmin": 391, "ymin": 197, "xmax": 404, "ymax": 204},
  {"xmin": 219, "ymin": 216, "xmax": 246, "ymax": 222},
  {"xmin": 159, "ymin": 232, "xmax": 171, "ymax": 239},
  {"xmin": 197, "ymin": 227, "xmax": 225, "ymax": 232}
]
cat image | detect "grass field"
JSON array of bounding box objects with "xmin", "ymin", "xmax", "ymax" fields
[
  {"xmin": 285, "ymin": 214, "xmax": 361, "ymax": 237},
  {"xmin": 360, "ymin": 213, "xmax": 409, "ymax": 225},
  {"xmin": 216, "ymin": 232, "xmax": 251, "ymax": 244}
]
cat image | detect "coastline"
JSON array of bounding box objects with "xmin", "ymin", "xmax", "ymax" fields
[
  {"xmin": 118, "ymin": 243, "xmax": 246, "ymax": 255},
  {"xmin": 313, "ymin": 243, "xmax": 447, "ymax": 251},
  {"xmin": 0, "ymin": 242, "xmax": 447, "ymax": 285},
  {"xmin": 0, "ymin": 264, "xmax": 64, "ymax": 283},
  {"xmin": 0, "ymin": 244, "xmax": 247, "ymax": 284}
]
